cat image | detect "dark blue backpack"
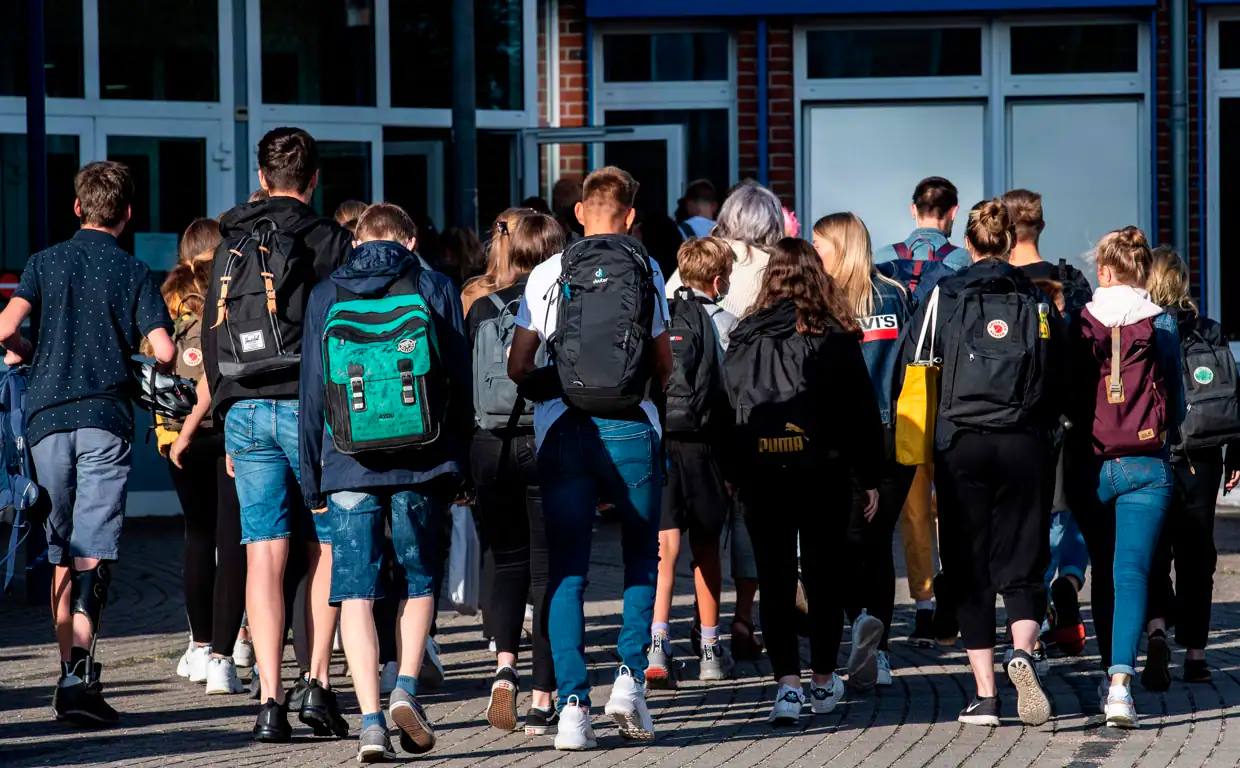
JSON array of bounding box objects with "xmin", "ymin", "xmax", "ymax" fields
[
  {"xmin": 878, "ymin": 239, "xmax": 960, "ymax": 308},
  {"xmin": 0, "ymin": 367, "xmax": 39, "ymax": 591}
]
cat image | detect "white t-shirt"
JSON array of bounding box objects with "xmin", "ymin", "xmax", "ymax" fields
[{"xmin": 515, "ymin": 248, "xmax": 670, "ymax": 451}]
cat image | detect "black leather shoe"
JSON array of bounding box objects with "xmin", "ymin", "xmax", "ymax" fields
[
  {"xmin": 299, "ymin": 679, "xmax": 348, "ymax": 738},
  {"xmin": 253, "ymin": 698, "xmax": 292, "ymax": 743}
]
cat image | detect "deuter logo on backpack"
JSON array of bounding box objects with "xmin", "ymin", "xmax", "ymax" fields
[{"xmin": 549, "ymin": 235, "xmax": 657, "ymax": 415}]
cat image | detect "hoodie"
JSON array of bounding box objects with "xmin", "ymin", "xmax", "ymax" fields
[
  {"xmin": 298, "ymin": 241, "xmax": 471, "ymax": 509},
  {"xmin": 203, "ymin": 196, "xmax": 352, "ymax": 414}
]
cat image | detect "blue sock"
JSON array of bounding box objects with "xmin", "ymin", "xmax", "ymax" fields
[
  {"xmin": 361, "ymin": 711, "xmax": 386, "ymax": 730},
  {"xmin": 396, "ymin": 675, "xmax": 418, "ymax": 697}
]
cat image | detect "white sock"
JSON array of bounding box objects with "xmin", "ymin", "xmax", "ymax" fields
[
  {"xmin": 700, "ymin": 625, "xmax": 719, "ymax": 645},
  {"xmin": 915, "ymin": 600, "xmax": 933, "ymax": 611}
]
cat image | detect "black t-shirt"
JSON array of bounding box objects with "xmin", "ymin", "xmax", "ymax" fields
[
  {"xmin": 465, "ymin": 282, "xmax": 526, "ymax": 349},
  {"xmin": 1018, "ymin": 260, "xmax": 1092, "ymax": 313}
]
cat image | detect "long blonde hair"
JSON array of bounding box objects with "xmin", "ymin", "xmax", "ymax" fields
[
  {"xmin": 461, "ymin": 207, "xmax": 528, "ymax": 316},
  {"xmin": 1148, "ymin": 245, "xmax": 1198, "ymax": 315},
  {"xmin": 813, "ymin": 212, "xmax": 904, "ymax": 318}
]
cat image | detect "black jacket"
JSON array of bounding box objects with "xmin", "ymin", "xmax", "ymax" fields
[{"xmin": 202, "ymin": 196, "xmax": 352, "ymax": 415}]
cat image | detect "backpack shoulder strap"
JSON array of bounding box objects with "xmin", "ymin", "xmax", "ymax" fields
[
  {"xmin": 486, "ymin": 292, "xmax": 507, "ymax": 313},
  {"xmin": 935, "ymin": 243, "xmax": 960, "ymax": 260},
  {"xmin": 678, "ymin": 220, "xmax": 696, "ymax": 241},
  {"xmin": 893, "ymin": 242, "xmax": 912, "ymax": 260},
  {"xmin": 1108, "ymin": 326, "xmax": 1125, "ymax": 404}
]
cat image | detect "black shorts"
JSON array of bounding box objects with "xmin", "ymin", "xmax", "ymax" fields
[{"xmin": 660, "ymin": 438, "xmax": 729, "ymax": 541}]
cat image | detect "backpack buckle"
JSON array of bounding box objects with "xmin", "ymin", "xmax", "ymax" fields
[
  {"xmin": 348, "ymin": 364, "xmax": 366, "ymax": 411},
  {"xmin": 398, "ymin": 359, "xmax": 416, "ymax": 405}
]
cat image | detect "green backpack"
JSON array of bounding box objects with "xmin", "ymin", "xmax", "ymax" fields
[{"xmin": 322, "ymin": 273, "xmax": 442, "ymax": 454}]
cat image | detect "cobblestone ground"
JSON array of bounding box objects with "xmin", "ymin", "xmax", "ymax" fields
[{"xmin": 4, "ymin": 516, "xmax": 1240, "ymax": 768}]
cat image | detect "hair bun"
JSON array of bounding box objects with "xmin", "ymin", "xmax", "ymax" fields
[
  {"xmin": 1114, "ymin": 225, "xmax": 1148, "ymax": 249},
  {"xmin": 965, "ymin": 198, "xmax": 1015, "ymax": 261}
]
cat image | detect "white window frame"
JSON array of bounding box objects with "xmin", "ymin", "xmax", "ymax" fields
[
  {"xmin": 591, "ymin": 22, "xmax": 738, "ymax": 189},
  {"xmin": 1206, "ymin": 10, "xmax": 1240, "ymax": 352}
]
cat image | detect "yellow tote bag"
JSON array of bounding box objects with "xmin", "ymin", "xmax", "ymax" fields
[{"xmin": 895, "ymin": 287, "xmax": 941, "ymax": 466}]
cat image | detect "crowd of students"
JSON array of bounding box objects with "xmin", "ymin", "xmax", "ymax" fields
[{"xmin": 8, "ymin": 125, "xmax": 1239, "ymax": 760}]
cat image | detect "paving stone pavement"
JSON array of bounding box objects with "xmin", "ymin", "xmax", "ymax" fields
[{"xmin": 4, "ymin": 516, "xmax": 1240, "ymax": 768}]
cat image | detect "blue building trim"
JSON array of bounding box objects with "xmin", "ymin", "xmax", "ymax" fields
[
  {"xmin": 1150, "ymin": 7, "xmax": 1160, "ymax": 245},
  {"xmin": 586, "ymin": 0, "xmax": 1155, "ymax": 18}
]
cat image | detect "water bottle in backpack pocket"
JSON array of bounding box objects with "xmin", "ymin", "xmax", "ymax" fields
[
  {"xmin": 322, "ymin": 275, "xmax": 444, "ymax": 454},
  {"xmin": 665, "ymin": 289, "xmax": 721, "ymax": 433},
  {"xmin": 1179, "ymin": 330, "xmax": 1240, "ymax": 450},
  {"xmin": 473, "ymin": 293, "xmax": 545, "ymax": 430},
  {"xmin": 1079, "ymin": 309, "xmax": 1168, "ymax": 457}
]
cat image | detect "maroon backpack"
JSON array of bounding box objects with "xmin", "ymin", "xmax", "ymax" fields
[{"xmin": 1078, "ymin": 307, "xmax": 1168, "ymax": 458}]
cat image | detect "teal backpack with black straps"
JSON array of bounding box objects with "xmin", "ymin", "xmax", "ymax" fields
[{"xmin": 322, "ymin": 272, "xmax": 443, "ymax": 454}]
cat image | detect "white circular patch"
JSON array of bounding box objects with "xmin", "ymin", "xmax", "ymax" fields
[
  {"xmin": 986, "ymin": 319, "xmax": 1009, "ymax": 339},
  {"xmin": 182, "ymin": 347, "xmax": 203, "ymax": 367},
  {"xmin": 397, "ymin": 338, "xmax": 416, "ymax": 354},
  {"xmin": 1194, "ymin": 366, "xmax": 1215, "ymax": 385}
]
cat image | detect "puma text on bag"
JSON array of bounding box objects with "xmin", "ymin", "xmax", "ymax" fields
[
  {"xmin": 896, "ymin": 287, "xmax": 941, "ymax": 465},
  {"xmin": 1180, "ymin": 329, "xmax": 1240, "ymax": 450},
  {"xmin": 473, "ymin": 293, "xmax": 544, "ymax": 430},
  {"xmin": 322, "ymin": 273, "xmax": 443, "ymax": 454},
  {"xmin": 665, "ymin": 288, "xmax": 721, "ymax": 433},
  {"xmin": 1080, "ymin": 308, "xmax": 1168, "ymax": 458}
]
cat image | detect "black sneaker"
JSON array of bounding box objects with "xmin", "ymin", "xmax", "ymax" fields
[
  {"xmin": 299, "ymin": 679, "xmax": 349, "ymax": 738},
  {"xmin": 931, "ymin": 574, "xmax": 959, "ymax": 646},
  {"xmin": 56, "ymin": 679, "xmax": 119, "ymax": 726},
  {"xmin": 1048, "ymin": 576, "xmax": 1087, "ymax": 656},
  {"xmin": 286, "ymin": 673, "xmax": 311, "ymax": 710},
  {"xmin": 253, "ymin": 697, "xmax": 292, "ymax": 743},
  {"xmin": 486, "ymin": 666, "xmax": 520, "ymax": 731},
  {"xmin": 1005, "ymin": 649, "xmax": 1051, "ymax": 726},
  {"xmin": 909, "ymin": 608, "xmax": 935, "ymax": 648},
  {"xmin": 525, "ymin": 705, "xmax": 559, "ymax": 736},
  {"xmin": 1184, "ymin": 658, "xmax": 1212, "ymax": 683},
  {"xmin": 958, "ymin": 696, "xmax": 1000, "ymax": 727},
  {"xmin": 1141, "ymin": 630, "xmax": 1172, "ymax": 692}
]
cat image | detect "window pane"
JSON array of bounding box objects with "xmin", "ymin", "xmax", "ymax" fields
[
  {"xmin": 1219, "ymin": 99, "xmax": 1240, "ymax": 340},
  {"xmin": 604, "ymin": 109, "xmax": 730, "ymax": 215},
  {"xmin": 262, "ymin": 0, "xmax": 375, "ymax": 106},
  {"xmin": 1220, "ymin": 21, "xmax": 1240, "ymax": 70},
  {"xmin": 99, "ymin": 0, "xmax": 218, "ymax": 101},
  {"xmin": 107, "ymin": 136, "xmax": 207, "ymax": 266},
  {"xmin": 1010, "ymin": 24, "xmax": 1138, "ymax": 75},
  {"xmin": 0, "ymin": 0, "xmax": 84, "ymax": 98},
  {"xmin": 0, "ymin": 134, "xmax": 80, "ymax": 271},
  {"xmin": 603, "ymin": 32, "xmax": 728, "ymax": 82},
  {"xmin": 389, "ymin": 0, "xmax": 524, "ymax": 110},
  {"xmin": 312, "ymin": 141, "xmax": 372, "ymax": 219},
  {"xmin": 806, "ymin": 28, "xmax": 981, "ymax": 79}
]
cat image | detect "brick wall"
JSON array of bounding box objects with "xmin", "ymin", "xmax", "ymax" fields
[
  {"xmin": 736, "ymin": 21, "xmax": 796, "ymax": 208},
  {"xmin": 535, "ymin": 0, "xmax": 588, "ymax": 187}
]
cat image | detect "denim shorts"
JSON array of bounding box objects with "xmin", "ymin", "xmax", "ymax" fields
[
  {"xmin": 225, "ymin": 399, "xmax": 331, "ymax": 545},
  {"xmin": 32, "ymin": 429, "xmax": 132, "ymax": 564},
  {"xmin": 328, "ymin": 487, "xmax": 441, "ymax": 604}
]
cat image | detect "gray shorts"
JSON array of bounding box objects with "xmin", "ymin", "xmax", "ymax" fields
[{"xmin": 33, "ymin": 428, "xmax": 132, "ymax": 564}]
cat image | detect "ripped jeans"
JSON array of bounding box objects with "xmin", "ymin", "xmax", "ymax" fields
[{"xmin": 327, "ymin": 487, "xmax": 442, "ymax": 605}]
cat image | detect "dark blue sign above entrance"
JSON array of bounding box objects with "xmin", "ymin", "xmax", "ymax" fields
[{"xmin": 586, "ymin": 0, "xmax": 1156, "ymax": 17}]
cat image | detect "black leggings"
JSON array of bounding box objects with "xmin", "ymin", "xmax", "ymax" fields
[
  {"xmin": 845, "ymin": 448, "xmax": 915, "ymax": 650},
  {"xmin": 1148, "ymin": 449, "xmax": 1225, "ymax": 650},
  {"xmin": 170, "ymin": 431, "xmax": 245, "ymax": 657},
  {"xmin": 471, "ymin": 431, "xmax": 553, "ymax": 693},
  {"xmin": 742, "ymin": 462, "xmax": 851, "ymax": 681}
]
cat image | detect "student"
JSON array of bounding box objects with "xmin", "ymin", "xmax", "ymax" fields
[
  {"xmin": 461, "ymin": 207, "xmax": 526, "ymax": 317},
  {"xmin": 875, "ymin": 177, "xmax": 969, "ymax": 646},
  {"xmin": 1002, "ymin": 189, "xmax": 1091, "ymax": 657},
  {"xmin": 0, "ymin": 161, "xmax": 176, "ymax": 724},
  {"xmin": 202, "ymin": 127, "xmax": 354, "ymax": 742},
  {"xmin": 813, "ymin": 212, "xmax": 914, "ymax": 689},
  {"xmin": 647, "ymin": 236, "xmax": 738, "ymax": 689},
  {"xmin": 157, "ymin": 225, "xmax": 248, "ymax": 696},
  {"xmin": 334, "ymin": 200, "xmax": 367, "ymax": 232},
  {"xmin": 299, "ymin": 202, "xmax": 470, "ymax": 761},
  {"xmin": 1143, "ymin": 246, "xmax": 1240, "ymax": 688},
  {"xmin": 508, "ymin": 166, "xmax": 673, "ymax": 751},
  {"xmin": 676, "ymin": 178, "xmax": 720, "ymax": 240},
  {"xmin": 176, "ymin": 217, "xmax": 223, "ymax": 269},
  {"xmin": 466, "ymin": 211, "xmax": 564, "ymax": 734},
  {"xmin": 723, "ymin": 236, "xmax": 882, "ymax": 725},
  {"xmin": 905, "ymin": 199, "xmax": 1062, "ymax": 728}
]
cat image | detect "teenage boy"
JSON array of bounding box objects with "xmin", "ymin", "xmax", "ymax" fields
[
  {"xmin": 875, "ymin": 176, "xmax": 967, "ymax": 646},
  {"xmin": 202, "ymin": 127, "xmax": 354, "ymax": 742},
  {"xmin": 509, "ymin": 166, "xmax": 673, "ymax": 751},
  {"xmin": 299, "ymin": 203, "xmax": 470, "ymax": 761},
  {"xmin": 0, "ymin": 161, "xmax": 176, "ymax": 724},
  {"xmin": 677, "ymin": 179, "xmax": 720, "ymax": 240},
  {"xmin": 647, "ymin": 236, "xmax": 737, "ymax": 689}
]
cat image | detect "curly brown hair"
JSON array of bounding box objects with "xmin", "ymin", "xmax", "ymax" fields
[{"xmin": 750, "ymin": 237, "xmax": 859, "ymax": 335}]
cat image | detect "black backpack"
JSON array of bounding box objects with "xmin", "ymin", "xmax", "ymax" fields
[
  {"xmin": 1054, "ymin": 258, "xmax": 1094, "ymax": 315},
  {"xmin": 1180, "ymin": 326, "xmax": 1240, "ymax": 450},
  {"xmin": 665, "ymin": 288, "xmax": 722, "ymax": 433},
  {"xmin": 549, "ymin": 235, "xmax": 659, "ymax": 415},
  {"xmin": 210, "ymin": 217, "xmax": 305, "ymax": 380},
  {"xmin": 938, "ymin": 277, "xmax": 1051, "ymax": 429}
]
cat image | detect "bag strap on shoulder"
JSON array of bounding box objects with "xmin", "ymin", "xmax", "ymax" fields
[
  {"xmin": 893, "ymin": 242, "xmax": 912, "ymax": 260},
  {"xmin": 913, "ymin": 287, "xmax": 941, "ymax": 363},
  {"xmin": 1108, "ymin": 326, "xmax": 1125, "ymax": 404}
]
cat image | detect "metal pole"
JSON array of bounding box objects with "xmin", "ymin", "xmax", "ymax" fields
[
  {"xmin": 26, "ymin": 0, "xmax": 48, "ymax": 253},
  {"xmin": 451, "ymin": 0, "xmax": 478, "ymax": 233},
  {"xmin": 1170, "ymin": 0, "xmax": 1189, "ymax": 260}
]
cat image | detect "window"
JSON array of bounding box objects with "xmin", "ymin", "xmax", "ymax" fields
[
  {"xmin": 0, "ymin": 0, "xmax": 83, "ymax": 98},
  {"xmin": 602, "ymin": 32, "xmax": 728, "ymax": 82},
  {"xmin": 1220, "ymin": 21, "xmax": 1240, "ymax": 70},
  {"xmin": 388, "ymin": 0, "xmax": 524, "ymax": 110},
  {"xmin": 603, "ymin": 109, "xmax": 730, "ymax": 214},
  {"xmin": 1010, "ymin": 23, "xmax": 1138, "ymax": 75},
  {"xmin": 805, "ymin": 28, "xmax": 981, "ymax": 79},
  {"xmin": 99, "ymin": 0, "xmax": 219, "ymax": 101},
  {"xmin": 107, "ymin": 136, "xmax": 207, "ymax": 264},
  {"xmin": 312, "ymin": 141, "xmax": 373, "ymax": 218},
  {"xmin": 0, "ymin": 134, "xmax": 80, "ymax": 270},
  {"xmin": 262, "ymin": 0, "xmax": 375, "ymax": 106},
  {"xmin": 1219, "ymin": 98, "xmax": 1240, "ymax": 340}
]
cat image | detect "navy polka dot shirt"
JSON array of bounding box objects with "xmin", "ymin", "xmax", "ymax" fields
[{"xmin": 14, "ymin": 229, "xmax": 172, "ymax": 445}]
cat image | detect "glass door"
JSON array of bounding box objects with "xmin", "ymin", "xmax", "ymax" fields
[
  {"xmin": 249, "ymin": 122, "xmax": 382, "ymax": 220},
  {"xmin": 383, "ymin": 140, "xmax": 445, "ymax": 235}
]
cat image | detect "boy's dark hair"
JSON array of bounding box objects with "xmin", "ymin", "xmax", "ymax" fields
[
  {"xmin": 912, "ymin": 176, "xmax": 959, "ymax": 219},
  {"xmin": 1001, "ymin": 188, "xmax": 1045, "ymax": 243},
  {"xmin": 582, "ymin": 166, "xmax": 639, "ymax": 215},
  {"xmin": 356, "ymin": 202, "xmax": 418, "ymax": 243},
  {"xmin": 74, "ymin": 161, "xmax": 134, "ymax": 228},
  {"xmin": 258, "ymin": 127, "xmax": 319, "ymax": 194},
  {"xmin": 683, "ymin": 178, "xmax": 717, "ymax": 204}
]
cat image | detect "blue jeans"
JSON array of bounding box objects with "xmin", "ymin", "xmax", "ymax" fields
[
  {"xmin": 327, "ymin": 488, "xmax": 440, "ymax": 604},
  {"xmin": 1090, "ymin": 456, "xmax": 1173, "ymax": 677},
  {"xmin": 225, "ymin": 399, "xmax": 330, "ymax": 545},
  {"xmin": 539, "ymin": 413, "xmax": 661, "ymax": 708},
  {"xmin": 1045, "ymin": 509, "xmax": 1089, "ymax": 588},
  {"xmin": 33, "ymin": 429, "xmax": 132, "ymax": 564}
]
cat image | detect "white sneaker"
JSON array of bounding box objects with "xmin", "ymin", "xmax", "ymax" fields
[
  {"xmin": 379, "ymin": 661, "xmax": 399, "ymax": 695},
  {"xmin": 604, "ymin": 665, "xmax": 655, "ymax": 740},
  {"xmin": 1104, "ymin": 682, "xmax": 1139, "ymax": 728},
  {"xmin": 846, "ymin": 612, "xmax": 884, "ymax": 690},
  {"xmin": 177, "ymin": 644, "xmax": 211, "ymax": 683},
  {"xmin": 419, "ymin": 636, "xmax": 445, "ymax": 689},
  {"xmin": 554, "ymin": 696, "xmax": 597, "ymax": 751},
  {"xmin": 767, "ymin": 684, "xmax": 805, "ymax": 725},
  {"xmin": 232, "ymin": 638, "xmax": 255, "ymax": 668},
  {"xmin": 205, "ymin": 656, "xmax": 246, "ymax": 694},
  {"xmin": 809, "ymin": 674, "xmax": 846, "ymax": 715},
  {"xmin": 876, "ymin": 651, "xmax": 893, "ymax": 687}
]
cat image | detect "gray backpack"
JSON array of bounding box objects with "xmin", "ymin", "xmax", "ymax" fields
[{"xmin": 473, "ymin": 293, "xmax": 544, "ymax": 430}]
